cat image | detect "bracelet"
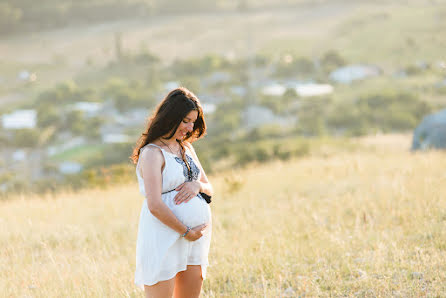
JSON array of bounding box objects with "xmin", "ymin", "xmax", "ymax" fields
[{"xmin": 181, "ymin": 226, "xmax": 191, "ymax": 237}]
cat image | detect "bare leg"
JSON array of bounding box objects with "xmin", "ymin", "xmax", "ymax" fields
[
  {"xmin": 174, "ymin": 265, "xmax": 203, "ymax": 298},
  {"xmin": 144, "ymin": 278, "xmax": 175, "ymax": 298}
]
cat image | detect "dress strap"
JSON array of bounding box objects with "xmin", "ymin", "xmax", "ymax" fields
[{"xmin": 144, "ymin": 143, "xmax": 168, "ymax": 161}]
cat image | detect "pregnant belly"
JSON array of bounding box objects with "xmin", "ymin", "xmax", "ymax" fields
[{"xmin": 163, "ymin": 191, "xmax": 211, "ymax": 228}]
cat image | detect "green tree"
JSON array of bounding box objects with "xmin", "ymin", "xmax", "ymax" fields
[
  {"xmin": 65, "ymin": 110, "xmax": 86, "ymax": 135},
  {"xmin": 37, "ymin": 105, "xmax": 61, "ymax": 128},
  {"xmin": 84, "ymin": 117, "xmax": 104, "ymax": 140},
  {"xmin": 296, "ymin": 97, "xmax": 331, "ymax": 136},
  {"xmin": 38, "ymin": 81, "xmax": 80, "ymax": 105},
  {"xmin": 12, "ymin": 129, "xmax": 39, "ymax": 148},
  {"xmin": 321, "ymin": 50, "xmax": 346, "ymax": 73}
]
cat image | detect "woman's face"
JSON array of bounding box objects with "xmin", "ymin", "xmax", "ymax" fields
[{"xmin": 174, "ymin": 110, "xmax": 198, "ymax": 140}]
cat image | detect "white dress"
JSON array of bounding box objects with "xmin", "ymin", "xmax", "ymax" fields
[{"xmin": 134, "ymin": 143, "xmax": 212, "ymax": 288}]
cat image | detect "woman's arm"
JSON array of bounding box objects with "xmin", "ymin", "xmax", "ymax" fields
[
  {"xmin": 174, "ymin": 142, "xmax": 213, "ymax": 204},
  {"xmin": 140, "ymin": 147, "xmax": 206, "ymax": 240}
]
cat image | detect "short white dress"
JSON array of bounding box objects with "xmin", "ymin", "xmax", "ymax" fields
[{"xmin": 134, "ymin": 143, "xmax": 212, "ymax": 288}]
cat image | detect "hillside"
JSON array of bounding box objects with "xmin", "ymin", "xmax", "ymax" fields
[{"xmin": 1, "ymin": 134, "xmax": 445, "ymax": 296}]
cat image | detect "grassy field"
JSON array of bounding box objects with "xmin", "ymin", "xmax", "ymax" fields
[
  {"xmin": 50, "ymin": 144, "xmax": 109, "ymax": 164},
  {"xmin": 1, "ymin": 134, "xmax": 445, "ymax": 297}
]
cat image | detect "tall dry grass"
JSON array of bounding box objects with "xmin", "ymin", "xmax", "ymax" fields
[{"xmin": 1, "ymin": 135, "xmax": 445, "ymax": 297}]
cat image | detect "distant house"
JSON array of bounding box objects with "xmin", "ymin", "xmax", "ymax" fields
[
  {"xmin": 59, "ymin": 161, "xmax": 83, "ymax": 175},
  {"xmin": 295, "ymin": 84, "xmax": 333, "ymax": 97},
  {"xmin": 12, "ymin": 150, "xmax": 26, "ymax": 161},
  {"xmin": 202, "ymin": 103, "xmax": 216, "ymax": 115},
  {"xmin": 261, "ymin": 81, "xmax": 334, "ymax": 98},
  {"xmin": 261, "ymin": 83, "xmax": 286, "ymax": 96},
  {"xmin": 330, "ymin": 64, "xmax": 381, "ymax": 84},
  {"xmin": 1, "ymin": 109, "xmax": 37, "ymax": 129},
  {"xmin": 71, "ymin": 102, "xmax": 103, "ymax": 117},
  {"xmin": 102, "ymin": 133, "xmax": 132, "ymax": 144}
]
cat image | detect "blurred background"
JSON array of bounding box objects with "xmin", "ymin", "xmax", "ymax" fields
[{"xmin": 1, "ymin": 0, "xmax": 445, "ymax": 196}]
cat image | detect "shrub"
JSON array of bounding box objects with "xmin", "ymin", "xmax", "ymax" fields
[
  {"xmin": 37, "ymin": 104, "xmax": 61, "ymax": 128},
  {"xmin": 321, "ymin": 50, "xmax": 346, "ymax": 73},
  {"xmin": 275, "ymin": 55, "xmax": 315, "ymax": 78},
  {"xmin": 11, "ymin": 129, "xmax": 40, "ymax": 148}
]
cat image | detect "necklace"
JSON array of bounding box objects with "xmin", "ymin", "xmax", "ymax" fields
[{"xmin": 159, "ymin": 139, "xmax": 180, "ymax": 157}]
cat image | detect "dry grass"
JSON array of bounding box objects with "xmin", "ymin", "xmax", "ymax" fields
[
  {"xmin": 0, "ymin": 3, "xmax": 357, "ymax": 67},
  {"xmin": 1, "ymin": 134, "xmax": 446, "ymax": 297}
]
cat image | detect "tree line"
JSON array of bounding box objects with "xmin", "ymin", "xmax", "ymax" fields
[{"xmin": 0, "ymin": 0, "xmax": 287, "ymax": 36}]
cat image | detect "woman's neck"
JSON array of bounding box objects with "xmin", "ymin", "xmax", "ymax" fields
[
  {"xmin": 159, "ymin": 137, "xmax": 179, "ymax": 147},
  {"xmin": 158, "ymin": 137, "xmax": 183, "ymax": 157}
]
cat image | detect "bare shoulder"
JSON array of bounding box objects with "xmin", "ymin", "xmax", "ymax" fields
[{"xmin": 140, "ymin": 145, "xmax": 164, "ymax": 165}]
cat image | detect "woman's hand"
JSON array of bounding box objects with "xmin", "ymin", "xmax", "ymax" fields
[
  {"xmin": 174, "ymin": 181, "xmax": 201, "ymax": 204},
  {"xmin": 184, "ymin": 223, "xmax": 208, "ymax": 241}
]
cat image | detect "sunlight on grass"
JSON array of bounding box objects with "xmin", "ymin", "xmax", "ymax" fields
[{"xmin": 1, "ymin": 135, "xmax": 445, "ymax": 296}]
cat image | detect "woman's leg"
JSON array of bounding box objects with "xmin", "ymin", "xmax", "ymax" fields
[
  {"xmin": 173, "ymin": 265, "xmax": 203, "ymax": 298},
  {"xmin": 144, "ymin": 278, "xmax": 175, "ymax": 298}
]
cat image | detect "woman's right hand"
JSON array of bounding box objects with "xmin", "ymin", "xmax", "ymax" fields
[{"xmin": 184, "ymin": 223, "xmax": 208, "ymax": 241}]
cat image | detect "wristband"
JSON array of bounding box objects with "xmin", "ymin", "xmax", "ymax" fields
[{"xmin": 181, "ymin": 226, "xmax": 191, "ymax": 237}]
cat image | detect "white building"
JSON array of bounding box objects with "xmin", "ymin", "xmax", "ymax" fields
[
  {"xmin": 59, "ymin": 161, "xmax": 83, "ymax": 175},
  {"xmin": 295, "ymin": 84, "xmax": 333, "ymax": 97},
  {"xmin": 330, "ymin": 64, "xmax": 381, "ymax": 84},
  {"xmin": 261, "ymin": 83, "xmax": 287, "ymax": 97},
  {"xmin": 102, "ymin": 133, "xmax": 132, "ymax": 144},
  {"xmin": 1, "ymin": 109, "xmax": 37, "ymax": 129},
  {"xmin": 262, "ymin": 81, "xmax": 334, "ymax": 97},
  {"xmin": 202, "ymin": 103, "xmax": 216, "ymax": 115},
  {"xmin": 71, "ymin": 102, "xmax": 103, "ymax": 117}
]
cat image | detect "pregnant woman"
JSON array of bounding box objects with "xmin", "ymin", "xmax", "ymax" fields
[{"xmin": 131, "ymin": 87, "xmax": 213, "ymax": 298}]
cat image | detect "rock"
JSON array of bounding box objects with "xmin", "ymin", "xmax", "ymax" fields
[
  {"xmin": 282, "ymin": 287, "xmax": 296, "ymax": 297},
  {"xmin": 412, "ymin": 109, "xmax": 446, "ymax": 150},
  {"xmin": 356, "ymin": 269, "xmax": 368, "ymax": 279}
]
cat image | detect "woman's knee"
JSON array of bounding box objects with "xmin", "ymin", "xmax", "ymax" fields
[{"xmin": 144, "ymin": 278, "xmax": 175, "ymax": 298}]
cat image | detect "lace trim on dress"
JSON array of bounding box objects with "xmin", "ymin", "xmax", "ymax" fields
[{"xmin": 174, "ymin": 155, "xmax": 200, "ymax": 181}]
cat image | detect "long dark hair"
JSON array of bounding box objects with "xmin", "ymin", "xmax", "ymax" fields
[{"xmin": 131, "ymin": 87, "xmax": 206, "ymax": 164}]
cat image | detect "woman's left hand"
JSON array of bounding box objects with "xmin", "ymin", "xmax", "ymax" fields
[{"xmin": 174, "ymin": 181, "xmax": 201, "ymax": 204}]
